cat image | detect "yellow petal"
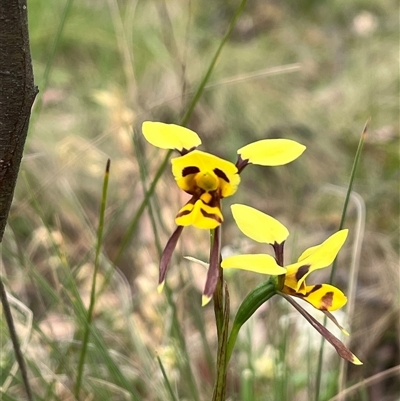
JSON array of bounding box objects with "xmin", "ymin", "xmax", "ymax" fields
[
  {"xmin": 231, "ymin": 204, "xmax": 289, "ymax": 244},
  {"xmin": 171, "ymin": 150, "xmax": 240, "ymax": 197},
  {"xmin": 175, "ymin": 199, "xmax": 223, "ymax": 229},
  {"xmin": 142, "ymin": 121, "xmax": 201, "ymax": 151},
  {"xmin": 297, "ymin": 229, "xmax": 348, "ymax": 263},
  {"xmin": 202, "ymin": 294, "xmax": 212, "ymax": 307},
  {"xmin": 221, "ymin": 254, "xmax": 286, "ymax": 275},
  {"xmin": 237, "ymin": 139, "xmax": 306, "ymax": 166},
  {"xmin": 285, "ymin": 229, "xmax": 349, "ymax": 291},
  {"xmin": 351, "ymin": 355, "xmax": 363, "ymax": 365},
  {"xmin": 300, "ymin": 284, "xmax": 347, "ymax": 311},
  {"xmin": 157, "ymin": 282, "xmax": 165, "ymax": 293}
]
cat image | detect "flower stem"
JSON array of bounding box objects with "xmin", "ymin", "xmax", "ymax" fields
[{"xmin": 212, "ymin": 280, "xmax": 230, "ymax": 401}]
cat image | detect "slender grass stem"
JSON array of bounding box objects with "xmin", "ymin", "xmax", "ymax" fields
[
  {"xmin": 314, "ymin": 120, "xmax": 369, "ymax": 401},
  {"xmin": 135, "ymin": 143, "xmax": 201, "ymax": 400},
  {"xmin": 30, "ymin": 0, "xmax": 75, "ymax": 131},
  {"xmin": 74, "ymin": 159, "xmax": 110, "ymax": 399},
  {"xmin": 180, "ymin": 0, "xmax": 248, "ymax": 126},
  {"xmin": 157, "ymin": 355, "xmax": 179, "ymax": 401},
  {"xmin": 23, "ymin": 171, "xmax": 139, "ymax": 398},
  {"xmin": 164, "ymin": 284, "xmax": 201, "ymax": 401},
  {"xmin": 114, "ymin": 0, "xmax": 249, "ymax": 263},
  {"xmin": 113, "ymin": 149, "xmax": 172, "ymax": 265},
  {"xmin": 0, "ymin": 278, "xmax": 34, "ymax": 401}
]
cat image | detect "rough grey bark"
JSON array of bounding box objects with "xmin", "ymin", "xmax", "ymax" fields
[
  {"xmin": 0, "ymin": 1, "xmax": 38, "ymax": 399},
  {"xmin": 0, "ymin": 0, "xmax": 38, "ymax": 241}
]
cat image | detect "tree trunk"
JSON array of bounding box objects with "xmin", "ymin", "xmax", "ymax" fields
[
  {"xmin": 0, "ymin": 2, "xmax": 38, "ymax": 399},
  {"xmin": 0, "ymin": 0, "xmax": 38, "ymax": 241}
]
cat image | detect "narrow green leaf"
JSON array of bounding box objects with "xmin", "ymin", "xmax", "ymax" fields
[{"xmin": 227, "ymin": 279, "xmax": 277, "ymax": 362}]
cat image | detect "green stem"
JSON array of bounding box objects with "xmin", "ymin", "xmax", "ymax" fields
[
  {"xmin": 212, "ymin": 282, "xmax": 230, "ymax": 401},
  {"xmin": 74, "ymin": 159, "xmax": 110, "ymax": 399},
  {"xmin": 0, "ymin": 278, "xmax": 34, "ymax": 401},
  {"xmin": 212, "ymin": 230, "xmax": 224, "ymax": 340},
  {"xmin": 314, "ymin": 120, "xmax": 368, "ymax": 401}
]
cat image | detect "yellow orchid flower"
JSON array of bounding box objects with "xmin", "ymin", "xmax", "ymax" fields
[
  {"xmin": 221, "ymin": 204, "xmax": 362, "ymax": 365},
  {"xmin": 222, "ymin": 204, "xmax": 347, "ymax": 312},
  {"xmin": 142, "ymin": 122, "xmax": 306, "ymax": 304}
]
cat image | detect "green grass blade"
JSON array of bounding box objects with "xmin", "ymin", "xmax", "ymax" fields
[
  {"xmin": 113, "ymin": 148, "xmax": 172, "ymax": 264},
  {"xmin": 74, "ymin": 159, "xmax": 110, "ymax": 399},
  {"xmin": 180, "ymin": 0, "xmax": 249, "ymax": 127},
  {"xmin": 22, "ymin": 171, "xmax": 141, "ymax": 399},
  {"xmin": 157, "ymin": 355, "xmax": 179, "ymax": 401},
  {"xmin": 29, "ymin": 0, "xmax": 75, "ymax": 131},
  {"xmin": 314, "ymin": 119, "xmax": 369, "ymax": 401},
  {"xmin": 0, "ymin": 279, "xmax": 34, "ymax": 401}
]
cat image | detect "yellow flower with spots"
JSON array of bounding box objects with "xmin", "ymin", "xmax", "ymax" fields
[
  {"xmin": 142, "ymin": 121, "xmax": 306, "ymax": 304},
  {"xmin": 171, "ymin": 150, "xmax": 240, "ymax": 229},
  {"xmin": 222, "ymin": 204, "xmax": 362, "ymax": 365}
]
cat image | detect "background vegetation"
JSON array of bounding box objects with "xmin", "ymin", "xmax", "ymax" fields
[{"xmin": 1, "ymin": 0, "xmax": 398, "ymax": 400}]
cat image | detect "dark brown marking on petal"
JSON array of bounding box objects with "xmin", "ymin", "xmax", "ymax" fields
[
  {"xmin": 295, "ymin": 265, "xmax": 310, "ymax": 282},
  {"xmin": 182, "ymin": 166, "xmax": 200, "ymax": 176},
  {"xmin": 213, "ymin": 168, "xmax": 229, "ymax": 183},
  {"xmin": 176, "ymin": 209, "xmax": 191, "ymax": 218},
  {"xmin": 306, "ymin": 284, "xmax": 322, "ymax": 295},
  {"xmin": 320, "ymin": 291, "xmax": 334, "ymax": 310},
  {"xmin": 199, "ymin": 191, "xmax": 221, "ymax": 208},
  {"xmin": 200, "ymin": 209, "xmax": 223, "ymax": 223},
  {"xmin": 282, "ymin": 285, "xmax": 297, "ymax": 295}
]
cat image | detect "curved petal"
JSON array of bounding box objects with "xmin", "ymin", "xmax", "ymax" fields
[
  {"xmin": 142, "ymin": 121, "xmax": 201, "ymax": 152},
  {"xmin": 231, "ymin": 204, "xmax": 289, "ymax": 244},
  {"xmin": 221, "ymin": 254, "xmax": 286, "ymax": 275},
  {"xmin": 158, "ymin": 225, "xmax": 184, "ymax": 292},
  {"xmin": 285, "ymin": 229, "xmax": 349, "ymax": 291},
  {"xmin": 175, "ymin": 199, "xmax": 223, "ymax": 229},
  {"xmin": 171, "ymin": 150, "xmax": 240, "ymax": 197},
  {"xmin": 237, "ymin": 139, "xmax": 306, "ymax": 166},
  {"xmin": 297, "ymin": 229, "xmax": 349, "ymax": 263}
]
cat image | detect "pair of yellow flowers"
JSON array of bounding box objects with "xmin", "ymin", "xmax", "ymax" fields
[
  {"xmin": 142, "ymin": 121, "xmax": 361, "ymax": 365},
  {"xmin": 142, "ymin": 121, "xmax": 348, "ymax": 313}
]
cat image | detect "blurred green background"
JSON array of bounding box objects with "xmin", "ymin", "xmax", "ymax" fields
[{"xmin": 1, "ymin": 0, "xmax": 398, "ymax": 400}]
